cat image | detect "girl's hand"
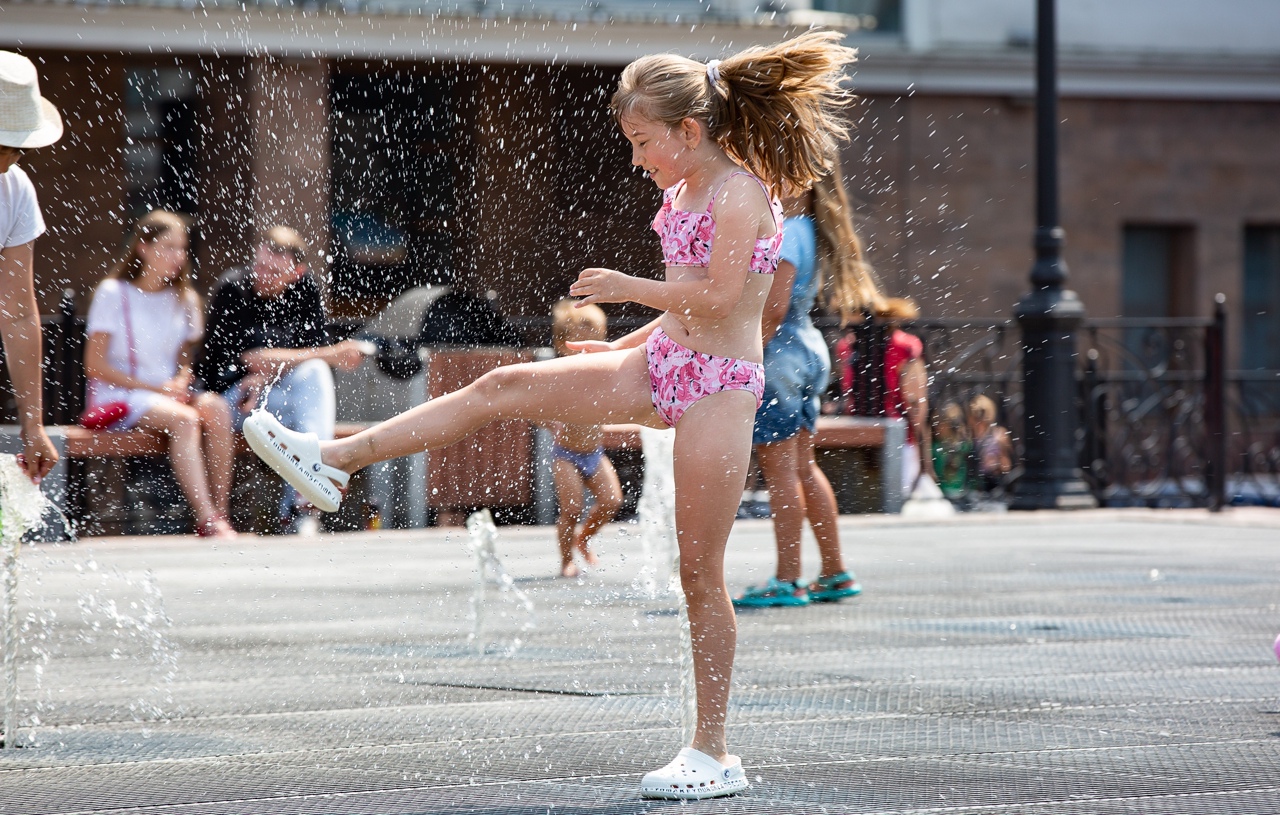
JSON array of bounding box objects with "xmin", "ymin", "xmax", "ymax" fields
[
  {"xmin": 159, "ymin": 377, "xmax": 192, "ymax": 404},
  {"xmin": 17, "ymin": 426, "xmax": 58, "ymax": 483},
  {"xmin": 564, "ymin": 340, "xmax": 615, "ymax": 354},
  {"xmin": 569, "ymin": 267, "xmax": 633, "ymax": 306}
]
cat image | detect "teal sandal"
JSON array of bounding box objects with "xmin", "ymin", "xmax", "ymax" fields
[
  {"xmin": 733, "ymin": 577, "xmax": 810, "ymax": 608},
  {"xmin": 807, "ymin": 571, "xmax": 862, "ymax": 602}
]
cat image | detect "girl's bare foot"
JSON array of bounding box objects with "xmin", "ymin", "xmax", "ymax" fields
[
  {"xmin": 560, "ymin": 561, "xmax": 581, "ymax": 578},
  {"xmin": 197, "ymin": 517, "xmax": 237, "ymax": 539},
  {"xmin": 574, "ymin": 532, "xmax": 600, "ymax": 565}
]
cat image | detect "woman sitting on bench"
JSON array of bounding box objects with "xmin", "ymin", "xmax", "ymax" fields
[{"xmin": 82, "ymin": 210, "xmax": 237, "ymax": 538}]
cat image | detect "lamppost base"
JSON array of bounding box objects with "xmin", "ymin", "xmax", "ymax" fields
[{"xmin": 1009, "ymin": 477, "xmax": 1097, "ymax": 511}]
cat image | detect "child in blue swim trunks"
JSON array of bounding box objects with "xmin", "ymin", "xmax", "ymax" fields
[{"xmin": 548, "ymin": 299, "xmax": 623, "ymax": 577}]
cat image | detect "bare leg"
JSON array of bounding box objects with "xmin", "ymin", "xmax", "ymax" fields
[
  {"xmin": 552, "ymin": 459, "xmax": 585, "ymax": 577},
  {"xmin": 754, "ymin": 436, "xmax": 805, "ymax": 583},
  {"xmin": 576, "ymin": 456, "xmax": 623, "ymax": 564},
  {"xmin": 673, "ymin": 389, "xmax": 757, "ymax": 762},
  {"xmin": 134, "ymin": 400, "xmax": 226, "ymax": 533},
  {"xmin": 797, "ymin": 429, "xmax": 847, "ymax": 577},
  {"xmin": 194, "ymin": 392, "xmax": 234, "ymax": 520},
  {"xmin": 325, "ymin": 348, "xmax": 658, "ymax": 474}
]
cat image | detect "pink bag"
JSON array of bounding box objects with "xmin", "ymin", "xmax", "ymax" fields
[{"xmin": 77, "ymin": 401, "xmax": 128, "ymax": 430}]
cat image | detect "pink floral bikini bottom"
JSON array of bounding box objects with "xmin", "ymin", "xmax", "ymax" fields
[{"xmin": 645, "ymin": 327, "xmax": 765, "ymax": 427}]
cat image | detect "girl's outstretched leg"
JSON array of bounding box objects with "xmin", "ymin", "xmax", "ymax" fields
[
  {"xmin": 671, "ymin": 390, "xmax": 757, "ymax": 762},
  {"xmin": 324, "ymin": 347, "xmax": 657, "ymax": 476}
]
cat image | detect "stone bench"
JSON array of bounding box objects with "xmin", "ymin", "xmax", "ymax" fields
[{"xmin": 0, "ymin": 422, "xmax": 373, "ymax": 536}]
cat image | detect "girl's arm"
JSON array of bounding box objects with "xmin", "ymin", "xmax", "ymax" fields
[
  {"xmin": 0, "ymin": 240, "xmax": 57, "ymax": 480},
  {"xmin": 85, "ymin": 332, "xmax": 163, "ymax": 393},
  {"xmin": 564, "ymin": 316, "xmax": 661, "ymax": 354},
  {"xmin": 762, "ymin": 259, "xmax": 797, "ymax": 344},
  {"xmin": 571, "ymin": 179, "xmax": 763, "ymax": 320},
  {"xmin": 899, "ymin": 357, "xmax": 936, "ymax": 483}
]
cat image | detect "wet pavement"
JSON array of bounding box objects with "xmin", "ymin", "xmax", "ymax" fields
[{"xmin": 1, "ymin": 509, "xmax": 1278, "ymax": 814}]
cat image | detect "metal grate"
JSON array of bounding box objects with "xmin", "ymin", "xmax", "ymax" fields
[{"xmin": 2, "ymin": 517, "xmax": 1278, "ymax": 813}]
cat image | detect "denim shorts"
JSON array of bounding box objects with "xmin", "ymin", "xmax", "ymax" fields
[{"xmin": 753, "ymin": 326, "xmax": 830, "ymax": 446}]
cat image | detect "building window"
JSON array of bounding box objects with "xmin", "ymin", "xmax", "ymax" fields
[
  {"xmin": 811, "ymin": 0, "xmax": 901, "ymax": 32},
  {"xmin": 1121, "ymin": 225, "xmax": 1195, "ymax": 319},
  {"xmin": 1121, "ymin": 225, "xmax": 1196, "ymax": 367},
  {"xmin": 123, "ymin": 66, "xmax": 199, "ymax": 219},
  {"xmin": 1243, "ymin": 226, "xmax": 1280, "ymax": 370},
  {"xmin": 329, "ymin": 70, "xmax": 455, "ymax": 304}
]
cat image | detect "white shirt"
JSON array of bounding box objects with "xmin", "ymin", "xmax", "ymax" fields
[
  {"xmin": 85, "ymin": 279, "xmax": 203, "ymax": 407},
  {"xmin": 0, "ymin": 165, "xmax": 46, "ymax": 249}
]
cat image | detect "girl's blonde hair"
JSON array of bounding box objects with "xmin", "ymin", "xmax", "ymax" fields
[
  {"xmin": 813, "ymin": 155, "xmax": 883, "ymax": 325},
  {"xmin": 106, "ymin": 209, "xmax": 196, "ymax": 299},
  {"xmin": 611, "ymin": 29, "xmax": 858, "ymax": 195}
]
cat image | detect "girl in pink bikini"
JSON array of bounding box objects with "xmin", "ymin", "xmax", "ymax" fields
[{"xmin": 244, "ymin": 29, "xmax": 857, "ymax": 800}]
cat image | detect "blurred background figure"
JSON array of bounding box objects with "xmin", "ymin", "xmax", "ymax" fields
[
  {"xmin": 0, "ymin": 50, "xmax": 62, "ymax": 483},
  {"xmin": 547, "ymin": 298, "xmax": 622, "ymax": 578},
  {"xmin": 83, "ymin": 210, "xmax": 236, "ymax": 538},
  {"xmin": 198, "ymin": 226, "xmax": 368, "ymax": 535},
  {"xmin": 931, "ymin": 401, "xmax": 973, "ymax": 501},
  {"xmin": 968, "ymin": 394, "xmax": 1013, "ymax": 495},
  {"xmin": 735, "ymin": 159, "xmax": 874, "ymax": 609}
]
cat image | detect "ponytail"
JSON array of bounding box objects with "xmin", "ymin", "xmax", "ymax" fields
[
  {"xmin": 812, "ymin": 156, "xmax": 884, "ymax": 325},
  {"xmin": 612, "ymin": 29, "xmax": 858, "ymax": 194}
]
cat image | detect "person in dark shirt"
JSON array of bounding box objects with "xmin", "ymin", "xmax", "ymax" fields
[{"xmin": 198, "ymin": 226, "xmax": 366, "ymax": 533}]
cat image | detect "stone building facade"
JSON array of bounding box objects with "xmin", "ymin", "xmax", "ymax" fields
[{"xmin": 2, "ymin": 0, "xmax": 1278, "ymax": 365}]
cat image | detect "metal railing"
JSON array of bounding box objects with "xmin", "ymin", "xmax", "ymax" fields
[{"xmin": 822, "ymin": 302, "xmax": 1278, "ymax": 509}]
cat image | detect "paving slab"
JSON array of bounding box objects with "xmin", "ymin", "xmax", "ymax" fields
[{"xmin": 2, "ymin": 508, "xmax": 1279, "ymax": 814}]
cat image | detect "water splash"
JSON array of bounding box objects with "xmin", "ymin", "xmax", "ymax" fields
[
  {"xmin": 464, "ymin": 509, "xmax": 535, "ymax": 656},
  {"xmin": 634, "ymin": 428, "xmax": 696, "ymax": 744},
  {"xmin": 0, "ymin": 454, "xmax": 51, "ymax": 748},
  {"xmin": 635, "ymin": 427, "xmax": 678, "ymax": 599},
  {"xmin": 17, "ymin": 557, "xmax": 179, "ymax": 745}
]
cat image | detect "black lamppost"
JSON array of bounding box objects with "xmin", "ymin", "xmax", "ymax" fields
[{"xmin": 1011, "ymin": 0, "xmax": 1097, "ymax": 509}]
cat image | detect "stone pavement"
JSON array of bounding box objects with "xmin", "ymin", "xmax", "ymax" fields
[{"xmin": 1, "ymin": 509, "xmax": 1278, "ymax": 814}]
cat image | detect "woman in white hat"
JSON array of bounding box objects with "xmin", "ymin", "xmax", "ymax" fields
[{"xmin": 0, "ymin": 50, "xmax": 63, "ymax": 483}]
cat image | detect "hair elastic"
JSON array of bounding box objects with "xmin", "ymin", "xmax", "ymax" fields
[{"xmin": 705, "ymin": 59, "xmax": 722, "ymax": 86}]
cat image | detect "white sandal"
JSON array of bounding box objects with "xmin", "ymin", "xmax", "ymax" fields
[
  {"xmin": 639, "ymin": 747, "xmax": 749, "ymax": 800},
  {"xmin": 243, "ymin": 410, "xmax": 349, "ymax": 513}
]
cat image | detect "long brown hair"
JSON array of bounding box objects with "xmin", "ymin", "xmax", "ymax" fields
[
  {"xmin": 105, "ymin": 209, "xmax": 195, "ymax": 299},
  {"xmin": 611, "ymin": 29, "xmax": 858, "ymax": 195},
  {"xmin": 813, "ymin": 155, "xmax": 883, "ymax": 325}
]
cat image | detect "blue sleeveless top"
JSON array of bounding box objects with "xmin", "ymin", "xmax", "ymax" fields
[{"xmin": 753, "ymin": 215, "xmax": 833, "ymax": 445}]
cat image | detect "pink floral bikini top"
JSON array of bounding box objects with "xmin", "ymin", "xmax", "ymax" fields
[{"xmin": 652, "ymin": 171, "xmax": 784, "ymax": 275}]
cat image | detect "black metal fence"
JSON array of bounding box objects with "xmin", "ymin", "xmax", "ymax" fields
[{"xmin": 822, "ymin": 301, "xmax": 1279, "ymax": 509}]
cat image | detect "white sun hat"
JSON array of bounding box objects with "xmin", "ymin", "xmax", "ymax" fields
[{"xmin": 0, "ymin": 51, "xmax": 63, "ymax": 149}]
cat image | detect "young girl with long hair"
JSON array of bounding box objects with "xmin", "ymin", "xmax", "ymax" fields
[
  {"xmin": 244, "ymin": 30, "xmax": 857, "ymax": 799},
  {"xmin": 83, "ymin": 210, "xmax": 237, "ymax": 538},
  {"xmin": 735, "ymin": 156, "xmax": 877, "ymax": 607}
]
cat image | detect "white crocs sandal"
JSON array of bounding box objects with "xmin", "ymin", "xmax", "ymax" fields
[
  {"xmin": 243, "ymin": 410, "xmax": 349, "ymax": 513},
  {"xmin": 639, "ymin": 747, "xmax": 749, "ymax": 800}
]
